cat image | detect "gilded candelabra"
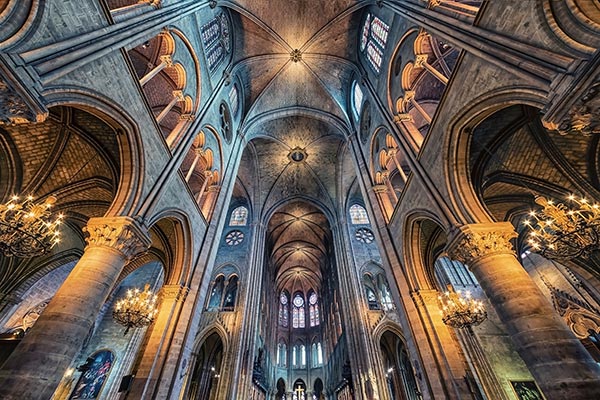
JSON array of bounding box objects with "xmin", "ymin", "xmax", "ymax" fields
[
  {"xmin": 524, "ymin": 195, "xmax": 600, "ymax": 259},
  {"xmin": 113, "ymin": 285, "xmax": 158, "ymax": 335},
  {"xmin": 438, "ymin": 288, "xmax": 487, "ymax": 329},
  {"xmin": 0, "ymin": 195, "xmax": 63, "ymax": 257}
]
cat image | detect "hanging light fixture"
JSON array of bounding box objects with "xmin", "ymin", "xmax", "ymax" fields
[
  {"xmin": 523, "ymin": 195, "xmax": 600, "ymax": 260},
  {"xmin": 112, "ymin": 284, "xmax": 158, "ymax": 335},
  {"xmin": 0, "ymin": 195, "xmax": 63, "ymax": 257},
  {"xmin": 438, "ymin": 288, "xmax": 487, "ymax": 329}
]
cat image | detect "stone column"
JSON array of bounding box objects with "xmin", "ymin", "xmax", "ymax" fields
[
  {"xmin": 447, "ymin": 222, "xmax": 600, "ymax": 399},
  {"xmin": 404, "ymin": 90, "xmax": 432, "ymax": 124},
  {"xmin": 195, "ymin": 170, "xmax": 212, "ymax": 203},
  {"xmin": 165, "ymin": 113, "xmax": 195, "ymax": 148},
  {"xmin": 0, "ymin": 216, "xmax": 150, "ymax": 400},
  {"xmin": 140, "ymin": 55, "xmax": 173, "ymax": 86},
  {"xmin": 201, "ymin": 184, "xmax": 220, "ymax": 220},
  {"xmin": 382, "ymin": 171, "xmax": 399, "ymax": 204},
  {"xmin": 126, "ymin": 284, "xmax": 188, "ymax": 399},
  {"xmin": 393, "ymin": 113, "xmax": 424, "ymax": 150},
  {"xmin": 387, "ymin": 149, "xmax": 408, "ymax": 183},
  {"xmin": 156, "ymin": 90, "xmax": 184, "ymax": 123},
  {"xmin": 185, "ymin": 148, "xmax": 203, "ymax": 182},
  {"xmin": 372, "ymin": 184, "xmax": 395, "ymax": 223},
  {"xmin": 413, "ymin": 54, "xmax": 449, "ymax": 85}
]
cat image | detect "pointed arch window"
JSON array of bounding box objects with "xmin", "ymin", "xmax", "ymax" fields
[
  {"xmin": 352, "ymin": 81, "xmax": 364, "ymax": 120},
  {"xmin": 359, "ymin": 13, "xmax": 389, "ymax": 74},
  {"xmin": 201, "ymin": 13, "xmax": 231, "ymax": 73},
  {"xmin": 292, "ymin": 346, "xmax": 297, "ymax": 366},
  {"xmin": 300, "ymin": 344, "xmax": 306, "ymax": 366},
  {"xmin": 229, "ymin": 84, "xmax": 239, "ymax": 116},
  {"xmin": 377, "ymin": 274, "xmax": 395, "ymax": 311},
  {"xmin": 293, "ymin": 294, "xmax": 305, "ymax": 329},
  {"xmin": 279, "ymin": 291, "xmax": 289, "ymax": 327},
  {"xmin": 207, "ymin": 275, "xmax": 225, "ymax": 311},
  {"xmin": 309, "ymin": 291, "xmax": 320, "ymax": 327},
  {"xmin": 363, "ymin": 274, "xmax": 380, "ymax": 310},
  {"xmin": 277, "ymin": 342, "xmax": 287, "ymax": 367},
  {"xmin": 229, "ymin": 206, "xmax": 248, "ymax": 226},
  {"xmin": 317, "ymin": 342, "xmax": 323, "ymax": 365},
  {"xmin": 222, "ymin": 275, "xmax": 238, "ymax": 311},
  {"xmin": 349, "ymin": 204, "xmax": 369, "ymax": 224}
]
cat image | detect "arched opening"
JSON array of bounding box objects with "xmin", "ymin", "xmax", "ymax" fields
[
  {"xmin": 276, "ymin": 377, "xmax": 286, "ymax": 399},
  {"xmin": 292, "ymin": 378, "xmax": 307, "ymax": 400},
  {"xmin": 187, "ymin": 332, "xmax": 224, "ymax": 400},
  {"xmin": 380, "ymin": 331, "xmax": 420, "ymax": 400}
]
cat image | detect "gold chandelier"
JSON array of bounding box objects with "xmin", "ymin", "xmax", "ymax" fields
[
  {"xmin": 438, "ymin": 288, "xmax": 487, "ymax": 329},
  {"xmin": 0, "ymin": 195, "xmax": 63, "ymax": 257},
  {"xmin": 113, "ymin": 284, "xmax": 158, "ymax": 335},
  {"xmin": 524, "ymin": 195, "xmax": 600, "ymax": 260}
]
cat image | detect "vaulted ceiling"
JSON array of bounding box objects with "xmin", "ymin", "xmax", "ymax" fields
[
  {"xmin": 267, "ymin": 201, "xmax": 331, "ymax": 293},
  {"xmin": 229, "ymin": 1, "xmax": 365, "ymax": 291}
]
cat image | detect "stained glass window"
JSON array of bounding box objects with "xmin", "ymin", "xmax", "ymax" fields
[
  {"xmin": 371, "ymin": 16, "xmax": 389, "ymax": 48},
  {"xmin": 292, "ymin": 346, "xmax": 297, "ymax": 366},
  {"xmin": 352, "ymin": 81, "xmax": 363, "ymax": 120},
  {"xmin": 293, "ymin": 307, "xmax": 299, "ymax": 328},
  {"xmin": 277, "ymin": 342, "xmax": 286, "ymax": 366},
  {"xmin": 225, "ymin": 230, "xmax": 244, "ymax": 245},
  {"xmin": 355, "ymin": 227, "xmax": 374, "ymax": 243},
  {"xmin": 279, "ymin": 291, "xmax": 289, "ymax": 327},
  {"xmin": 293, "ymin": 294, "xmax": 305, "ymax": 328},
  {"xmin": 349, "ymin": 204, "xmax": 369, "ymax": 224},
  {"xmin": 360, "ymin": 14, "xmax": 371, "ymax": 51},
  {"xmin": 201, "ymin": 13, "xmax": 231, "ymax": 73},
  {"xmin": 366, "ymin": 42, "xmax": 383, "ymax": 73},
  {"xmin": 317, "ymin": 342, "xmax": 323, "ymax": 365},
  {"xmin": 300, "ymin": 345, "xmax": 306, "ymax": 366},
  {"xmin": 229, "ymin": 84, "xmax": 239, "ymax": 116},
  {"xmin": 309, "ymin": 292, "xmax": 319, "ymax": 327},
  {"xmin": 359, "ymin": 13, "xmax": 389, "ymax": 74},
  {"xmin": 229, "ymin": 206, "xmax": 248, "ymax": 226}
]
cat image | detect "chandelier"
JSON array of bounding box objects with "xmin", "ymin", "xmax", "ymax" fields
[
  {"xmin": 523, "ymin": 195, "xmax": 600, "ymax": 260},
  {"xmin": 113, "ymin": 285, "xmax": 158, "ymax": 335},
  {"xmin": 0, "ymin": 195, "xmax": 63, "ymax": 257},
  {"xmin": 438, "ymin": 288, "xmax": 487, "ymax": 329}
]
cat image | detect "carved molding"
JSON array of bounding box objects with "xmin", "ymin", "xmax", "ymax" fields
[
  {"xmin": 160, "ymin": 284, "xmax": 189, "ymax": 302},
  {"xmin": 83, "ymin": 217, "xmax": 151, "ymax": 260},
  {"xmin": 0, "ymin": 79, "xmax": 43, "ymax": 125},
  {"xmin": 543, "ymin": 80, "xmax": 600, "ymax": 136},
  {"xmin": 447, "ymin": 223, "xmax": 518, "ymax": 264}
]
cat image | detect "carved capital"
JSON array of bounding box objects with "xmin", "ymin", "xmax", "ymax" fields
[
  {"xmin": 172, "ymin": 90, "xmax": 185, "ymax": 101},
  {"xmin": 83, "ymin": 217, "xmax": 151, "ymax": 260},
  {"xmin": 179, "ymin": 113, "xmax": 195, "ymax": 121},
  {"xmin": 543, "ymin": 80, "xmax": 600, "ymax": 136},
  {"xmin": 0, "ymin": 79, "xmax": 46, "ymax": 125},
  {"xmin": 446, "ymin": 222, "xmax": 518, "ymax": 264},
  {"xmin": 159, "ymin": 55, "xmax": 173, "ymax": 67},
  {"xmin": 372, "ymin": 184, "xmax": 388, "ymax": 194},
  {"xmin": 393, "ymin": 113, "xmax": 413, "ymax": 123},
  {"xmin": 160, "ymin": 284, "xmax": 189, "ymax": 302},
  {"xmin": 413, "ymin": 54, "xmax": 428, "ymax": 69}
]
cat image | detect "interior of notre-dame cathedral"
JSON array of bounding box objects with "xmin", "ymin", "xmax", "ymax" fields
[{"xmin": 1, "ymin": 1, "xmax": 600, "ymax": 399}]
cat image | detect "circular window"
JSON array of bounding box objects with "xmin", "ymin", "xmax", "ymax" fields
[
  {"xmin": 355, "ymin": 228, "xmax": 374, "ymax": 244},
  {"xmin": 280, "ymin": 292, "xmax": 288, "ymax": 304},
  {"xmin": 225, "ymin": 230, "xmax": 244, "ymax": 245},
  {"xmin": 219, "ymin": 102, "xmax": 232, "ymax": 143},
  {"xmin": 293, "ymin": 295, "xmax": 304, "ymax": 307},
  {"xmin": 309, "ymin": 292, "xmax": 317, "ymax": 305}
]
